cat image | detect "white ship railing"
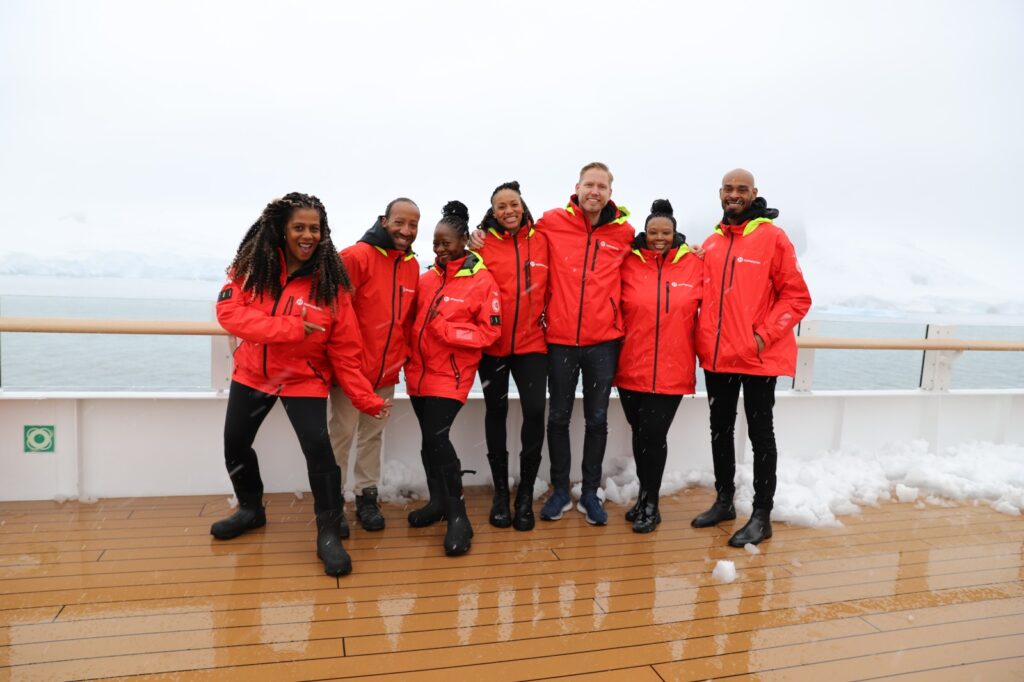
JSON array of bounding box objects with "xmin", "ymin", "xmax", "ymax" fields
[{"xmin": 1, "ymin": 316, "xmax": 1022, "ymax": 501}]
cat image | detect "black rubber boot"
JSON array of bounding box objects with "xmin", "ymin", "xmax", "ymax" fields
[
  {"xmin": 310, "ymin": 469, "xmax": 352, "ymax": 576},
  {"xmin": 728, "ymin": 508, "xmax": 773, "ymax": 547},
  {"xmin": 210, "ymin": 490, "xmax": 266, "ymax": 540},
  {"xmin": 409, "ymin": 450, "xmax": 446, "ymax": 528},
  {"xmin": 512, "ymin": 455, "xmax": 541, "ymax": 532},
  {"xmin": 355, "ymin": 486, "xmax": 386, "ymax": 531},
  {"xmin": 487, "ymin": 452, "xmax": 512, "ymax": 528},
  {"xmin": 631, "ymin": 490, "xmax": 661, "ymax": 534},
  {"xmin": 691, "ymin": 491, "xmax": 737, "ymax": 528},
  {"xmin": 626, "ymin": 455, "xmax": 646, "ymax": 522},
  {"xmin": 441, "ymin": 461, "xmax": 473, "ymax": 556},
  {"xmin": 338, "ymin": 508, "xmax": 350, "ymax": 539}
]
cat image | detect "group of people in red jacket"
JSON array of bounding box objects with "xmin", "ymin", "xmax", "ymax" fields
[{"xmin": 209, "ymin": 164, "xmax": 812, "ymax": 577}]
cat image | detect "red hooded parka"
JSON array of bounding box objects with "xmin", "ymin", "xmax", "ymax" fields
[
  {"xmin": 696, "ymin": 218, "xmax": 811, "ymax": 377},
  {"xmin": 216, "ymin": 252, "xmax": 386, "ymax": 415},
  {"xmin": 615, "ymin": 238, "xmax": 704, "ymax": 394},
  {"xmin": 405, "ymin": 252, "xmax": 503, "ymax": 404}
]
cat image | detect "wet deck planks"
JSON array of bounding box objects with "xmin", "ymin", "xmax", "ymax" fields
[{"xmin": 0, "ymin": 488, "xmax": 1021, "ymax": 680}]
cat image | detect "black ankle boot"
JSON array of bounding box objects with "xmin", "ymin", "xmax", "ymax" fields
[
  {"xmin": 309, "ymin": 470, "xmax": 352, "ymax": 576},
  {"xmin": 728, "ymin": 508, "xmax": 772, "ymax": 547},
  {"xmin": 338, "ymin": 508, "xmax": 350, "ymax": 539},
  {"xmin": 487, "ymin": 452, "xmax": 512, "ymax": 528},
  {"xmin": 512, "ymin": 455, "xmax": 541, "ymax": 531},
  {"xmin": 632, "ymin": 490, "xmax": 661, "ymax": 534},
  {"xmin": 356, "ymin": 486, "xmax": 386, "ymax": 531},
  {"xmin": 691, "ymin": 491, "xmax": 736, "ymax": 528},
  {"xmin": 408, "ymin": 450, "xmax": 446, "ymax": 528},
  {"xmin": 625, "ymin": 490, "xmax": 646, "ymax": 523},
  {"xmin": 441, "ymin": 461, "xmax": 473, "ymax": 556},
  {"xmin": 210, "ymin": 491, "xmax": 266, "ymax": 540}
]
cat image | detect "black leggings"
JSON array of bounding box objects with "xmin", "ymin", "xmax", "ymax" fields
[
  {"xmin": 410, "ymin": 395, "xmax": 464, "ymax": 472},
  {"xmin": 618, "ymin": 388, "xmax": 683, "ymax": 496},
  {"xmin": 478, "ymin": 353, "xmax": 547, "ymax": 462},
  {"xmin": 223, "ymin": 380, "xmax": 339, "ymax": 496},
  {"xmin": 703, "ymin": 370, "xmax": 778, "ymax": 510}
]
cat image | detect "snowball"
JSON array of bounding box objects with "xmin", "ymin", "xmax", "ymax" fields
[
  {"xmin": 712, "ymin": 560, "xmax": 737, "ymax": 583},
  {"xmin": 744, "ymin": 543, "xmax": 760, "ymax": 555},
  {"xmin": 226, "ymin": 495, "xmax": 238, "ymax": 509}
]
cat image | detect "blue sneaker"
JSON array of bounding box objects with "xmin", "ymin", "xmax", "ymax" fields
[
  {"xmin": 577, "ymin": 493, "xmax": 607, "ymax": 526},
  {"xmin": 540, "ymin": 488, "xmax": 573, "ymax": 521}
]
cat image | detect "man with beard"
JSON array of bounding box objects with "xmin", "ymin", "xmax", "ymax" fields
[{"xmin": 692, "ymin": 169, "xmax": 811, "ymax": 546}]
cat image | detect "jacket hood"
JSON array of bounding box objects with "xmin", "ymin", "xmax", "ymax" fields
[
  {"xmin": 570, "ymin": 196, "xmax": 621, "ymax": 228},
  {"xmin": 359, "ymin": 218, "xmax": 407, "ymax": 252},
  {"xmin": 632, "ymin": 231, "xmax": 686, "ymax": 252},
  {"xmin": 722, "ymin": 196, "xmax": 779, "ymax": 226}
]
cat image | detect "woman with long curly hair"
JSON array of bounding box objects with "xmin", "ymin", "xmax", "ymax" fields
[{"xmin": 211, "ymin": 192, "xmax": 391, "ymax": 576}]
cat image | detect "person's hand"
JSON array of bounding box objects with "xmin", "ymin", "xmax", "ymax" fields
[
  {"xmin": 373, "ymin": 398, "xmax": 393, "ymax": 420},
  {"xmin": 468, "ymin": 228, "xmax": 487, "ymax": 250},
  {"xmin": 691, "ymin": 244, "xmax": 706, "ymax": 259},
  {"xmin": 302, "ymin": 307, "xmax": 325, "ymax": 336},
  {"xmin": 754, "ymin": 333, "xmax": 765, "ymax": 354}
]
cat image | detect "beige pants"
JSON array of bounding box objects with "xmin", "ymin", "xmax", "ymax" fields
[{"xmin": 328, "ymin": 384, "xmax": 394, "ymax": 492}]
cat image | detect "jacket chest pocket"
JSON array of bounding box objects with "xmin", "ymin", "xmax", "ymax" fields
[{"xmin": 449, "ymin": 353, "xmax": 462, "ymax": 388}]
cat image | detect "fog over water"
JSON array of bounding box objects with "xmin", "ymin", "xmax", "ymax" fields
[{"xmin": 1, "ymin": 1, "xmax": 1022, "ymax": 314}]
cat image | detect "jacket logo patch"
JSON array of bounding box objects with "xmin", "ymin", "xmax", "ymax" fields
[
  {"xmin": 529, "ymin": 261, "xmax": 548, "ymax": 268},
  {"xmin": 491, "ymin": 298, "xmax": 500, "ymax": 312},
  {"xmin": 736, "ymin": 257, "xmax": 762, "ymax": 265},
  {"xmin": 443, "ymin": 295, "xmax": 465, "ymax": 303},
  {"xmin": 218, "ymin": 288, "xmax": 233, "ymax": 302},
  {"xmin": 490, "ymin": 315, "xmax": 501, "ymax": 326}
]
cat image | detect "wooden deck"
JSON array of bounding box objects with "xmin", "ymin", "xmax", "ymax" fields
[{"xmin": 0, "ymin": 488, "xmax": 1022, "ymax": 681}]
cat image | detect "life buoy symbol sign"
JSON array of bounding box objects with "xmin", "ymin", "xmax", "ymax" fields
[{"xmin": 24, "ymin": 425, "xmax": 55, "ymax": 453}]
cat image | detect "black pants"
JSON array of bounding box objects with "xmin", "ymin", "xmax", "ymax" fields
[
  {"xmin": 223, "ymin": 380, "xmax": 339, "ymax": 499},
  {"xmin": 409, "ymin": 395, "xmax": 464, "ymax": 472},
  {"xmin": 703, "ymin": 370, "xmax": 778, "ymax": 511},
  {"xmin": 547, "ymin": 339, "xmax": 620, "ymax": 495},
  {"xmin": 479, "ymin": 353, "xmax": 547, "ymax": 464},
  {"xmin": 618, "ymin": 388, "xmax": 683, "ymax": 496}
]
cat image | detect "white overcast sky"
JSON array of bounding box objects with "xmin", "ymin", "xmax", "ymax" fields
[{"xmin": 1, "ymin": 0, "xmax": 1021, "ymax": 279}]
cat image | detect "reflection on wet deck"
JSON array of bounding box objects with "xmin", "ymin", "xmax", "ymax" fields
[{"xmin": 0, "ymin": 489, "xmax": 1022, "ymax": 680}]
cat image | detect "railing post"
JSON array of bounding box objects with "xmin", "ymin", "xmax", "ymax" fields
[
  {"xmin": 920, "ymin": 325, "xmax": 960, "ymax": 392},
  {"xmin": 793, "ymin": 320, "xmax": 817, "ymax": 392}
]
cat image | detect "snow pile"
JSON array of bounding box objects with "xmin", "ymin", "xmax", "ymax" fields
[
  {"xmin": 607, "ymin": 440, "xmax": 1024, "ymax": 527},
  {"xmin": 712, "ymin": 560, "xmax": 737, "ymax": 583}
]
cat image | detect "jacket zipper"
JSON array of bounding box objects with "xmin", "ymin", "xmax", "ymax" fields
[
  {"xmin": 416, "ymin": 272, "xmax": 446, "ymax": 394},
  {"xmin": 374, "ymin": 256, "xmax": 401, "ymax": 388},
  {"xmin": 711, "ymin": 232, "xmax": 736, "ymax": 371},
  {"xmin": 728, "ymin": 256, "xmax": 737, "ymax": 289},
  {"xmin": 510, "ymin": 234, "xmax": 522, "ymax": 354},
  {"xmin": 665, "ymin": 282, "xmax": 671, "ymax": 314},
  {"xmin": 590, "ymin": 240, "xmax": 601, "ymax": 271},
  {"xmin": 652, "ymin": 258, "xmax": 664, "ymax": 392},
  {"xmin": 306, "ymin": 361, "xmax": 328, "ymax": 385},
  {"xmin": 575, "ymin": 230, "xmax": 593, "ymax": 345},
  {"xmin": 449, "ymin": 353, "xmax": 461, "ymax": 388},
  {"xmin": 263, "ymin": 285, "xmax": 288, "ymax": 379}
]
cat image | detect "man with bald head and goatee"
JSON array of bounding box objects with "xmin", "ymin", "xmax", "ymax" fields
[{"xmin": 692, "ymin": 169, "xmax": 811, "ymax": 546}]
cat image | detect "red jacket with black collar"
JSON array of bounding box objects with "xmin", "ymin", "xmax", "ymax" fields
[
  {"xmin": 341, "ymin": 219, "xmax": 420, "ymax": 388},
  {"xmin": 536, "ymin": 197, "xmax": 635, "ymax": 346},
  {"xmin": 477, "ymin": 219, "xmax": 549, "ymax": 357},
  {"xmin": 615, "ymin": 237, "xmax": 703, "ymax": 395},
  {"xmin": 696, "ymin": 217, "xmax": 811, "ymax": 377},
  {"xmin": 216, "ymin": 252, "xmax": 385, "ymax": 414},
  {"xmin": 405, "ymin": 251, "xmax": 503, "ymax": 403}
]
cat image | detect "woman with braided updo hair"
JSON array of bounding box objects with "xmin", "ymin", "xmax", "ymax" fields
[
  {"xmin": 405, "ymin": 201, "xmax": 502, "ymax": 556},
  {"xmin": 212, "ymin": 192, "xmax": 391, "ymax": 577},
  {"xmin": 615, "ymin": 199, "xmax": 703, "ymax": 532}
]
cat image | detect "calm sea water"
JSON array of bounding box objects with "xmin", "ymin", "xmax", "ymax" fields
[{"xmin": 2, "ymin": 276, "xmax": 1022, "ymax": 392}]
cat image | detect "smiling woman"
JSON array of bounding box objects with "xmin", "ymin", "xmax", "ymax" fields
[{"xmin": 212, "ymin": 192, "xmax": 392, "ymax": 578}]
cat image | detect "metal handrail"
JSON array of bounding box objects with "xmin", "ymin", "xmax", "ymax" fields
[{"xmin": 1, "ymin": 316, "xmax": 1023, "ymax": 351}]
